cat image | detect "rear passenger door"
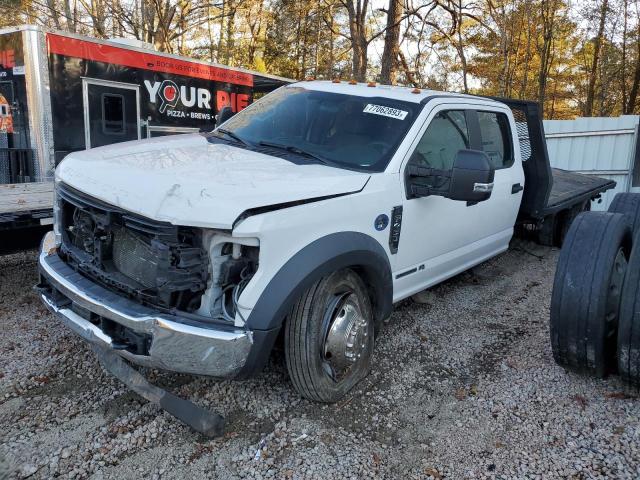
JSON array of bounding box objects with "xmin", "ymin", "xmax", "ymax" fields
[
  {"xmin": 393, "ymin": 103, "xmax": 524, "ymax": 300},
  {"xmin": 476, "ymin": 109, "xmax": 524, "ymax": 246}
]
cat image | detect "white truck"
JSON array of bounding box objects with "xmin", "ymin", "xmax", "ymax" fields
[{"xmin": 36, "ymin": 81, "xmax": 615, "ymax": 434}]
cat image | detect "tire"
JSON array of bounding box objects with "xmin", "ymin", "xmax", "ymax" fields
[
  {"xmin": 617, "ymin": 232, "xmax": 640, "ymax": 387},
  {"xmin": 285, "ymin": 269, "xmax": 375, "ymax": 402},
  {"xmin": 550, "ymin": 211, "xmax": 632, "ymax": 377},
  {"xmin": 608, "ymin": 192, "xmax": 640, "ymax": 236}
]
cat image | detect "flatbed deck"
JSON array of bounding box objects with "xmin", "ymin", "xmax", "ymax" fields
[
  {"xmin": 0, "ymin": 182, "xmax": 54, "ymax": 215},
  {"xmin": 544, "ymin": 168, "xmax": 615, "ymax": 215},
  {"xmin": 0, "ymin": 183, "xmax": 54, "ymax": 231}
]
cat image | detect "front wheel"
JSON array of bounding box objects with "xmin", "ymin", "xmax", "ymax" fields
[{"xmin": 284, "ymin": 269, "xmax": 374, "ymax": 402}]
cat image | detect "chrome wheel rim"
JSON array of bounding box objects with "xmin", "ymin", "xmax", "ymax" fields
[{"xmin": 321, "ymin": 293, "xmax": 372, "ymax": 382}]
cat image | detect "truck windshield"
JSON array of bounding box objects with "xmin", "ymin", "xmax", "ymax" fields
[{"xmin": 214, "ymin": 86, "xmax": 421, "ymax": 172}]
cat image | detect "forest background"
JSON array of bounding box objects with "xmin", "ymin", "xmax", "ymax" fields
[{"xmin": 2, "ymin": 0, "xmax": 638, "ymax": 118}]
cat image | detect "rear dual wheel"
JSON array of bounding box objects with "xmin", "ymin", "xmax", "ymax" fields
[
  {"xmin": 609, "ymin": 192, "xmax": 640, "ymax": 236},
  {"xmin": 617, "ymin": 232, "xmax": 640, "ymax": 386},
  {"xmin": 284, "ymin": 269, "xmax": 375, "ymax": 402},
  {"xmin": 550, "ymin": 211, "xmax": 631, "ymax": 376}
]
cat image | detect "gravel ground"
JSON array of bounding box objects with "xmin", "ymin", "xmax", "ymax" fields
[{"xmin": 1, "ymin": 242, "xmax": 639, "ymax": 479}]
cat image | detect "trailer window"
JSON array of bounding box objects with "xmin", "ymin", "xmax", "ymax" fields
[
  {"xmin": 102, "ymin": 94, "xmax": 125, "ymax": 135},
  {"xmin": 477, "ymin": 111, "xmax": 513, "ymax": 169}
]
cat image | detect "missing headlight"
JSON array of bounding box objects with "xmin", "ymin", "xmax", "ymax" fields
[{"xmin": 198, "ymin": 238, "xmax": 259, "ymax": 324}]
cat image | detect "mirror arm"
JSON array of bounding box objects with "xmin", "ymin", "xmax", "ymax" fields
[
  {"xmin": 406, "ymin": 164, "xmax": 452, "ymax": 198},
  {"xmin": 406, "ymin": 164, "xmax": 451, "ymax": 179}
]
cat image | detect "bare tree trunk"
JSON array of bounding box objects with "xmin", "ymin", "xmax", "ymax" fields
[
  {"xmin": 622, "ymin": 0, "xmax": 640, "ymax": 114},
  {"xmin": 380, "ymin": 0, "xmax": 403, "ymax": 85},
  {"xmin": 627, "ymin": 31, "xmax": 640, "ymax": 113},
  {"xmin": 454, "ymin": 0, "xmax": 469, "ymax": 93},
  {"xmin": 314, "ymin": 0, "xmax": 321, "ymax": 77},
  {"xmin": 537, "ymin": 0, "xmax": 559, "ymax": 117},
  {"xmin": 217, "ymin": 0, "xmax": 226, "ymax": 61},
  {"xmin": 63, "ymin": 0, "xmax": 76, "ymax": 32},
  {"xmin": 328, "ymin": 4, "xmax": 335, "ymax": 77},
  {"xmin": 584, "ymin": 0, "xmax": 609, "ymax": 116},
  {"xmin": 398, "ymin": 50, "xmax": 419, "ymax": 87},
  {"xmin": 208, "ymin": 3, "xmax": 215, "ymax": 62},
  {"xmin": 343, "ymin": 0, "xmax": 369, "ymax": 81},
  {"xmin": 47, "ymin": 0, "xmax": 62, "ymax": 28},
  {"xmin": 622, "ymin": 0, "xmax": 629, "ymax": 112},
  {"xmin": 224, "ymin": 1, "xmax": 236, "ymax": 65}
]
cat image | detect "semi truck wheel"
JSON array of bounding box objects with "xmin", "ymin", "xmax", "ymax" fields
[
  {"xmin": 609, "ymin": 192, "xmax": 640, "ymax": 236},
  {"xmin": 617, "ymin": 235, "xmax": 640, "ymax": 386},
  {"xmin": 550, "ymin": 211, "xmax": 631, "ymax": 377},
  {"xmin": 284, "ymin": 269, "xmax": 374, "ymax": 402}
]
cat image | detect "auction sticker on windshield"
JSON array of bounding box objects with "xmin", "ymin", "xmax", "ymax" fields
[{"xmin": 363, "ymin": 104, "xmax": 408, "ymax": 120}]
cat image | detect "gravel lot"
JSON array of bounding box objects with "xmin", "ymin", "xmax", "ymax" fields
[{"xmin": 1, "ymin": 242, "xmax": 639, "ymax": 479}]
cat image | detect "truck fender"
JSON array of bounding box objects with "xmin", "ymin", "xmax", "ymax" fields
[{"xmin": 247, "ymin": 232, "xmax": 393, "ymax": 332}]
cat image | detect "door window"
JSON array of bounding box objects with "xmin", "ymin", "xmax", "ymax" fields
[
  {"xmin": 410, "ymin": 110, "xmax": 469, "ymax": 171},
  {"xmin": 102, "ymin": 94, "xmax": 125, "ymax": 135},
  {"xmin": 477, "ymin": 111, "xmax": 513, "ymax": 169},
  {"xmin": 86, "ymin": 82, "xmax": 139, "ymax": 148}
]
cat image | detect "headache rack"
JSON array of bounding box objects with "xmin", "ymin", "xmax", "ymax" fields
[
  {"xmin": 57, "ymin": 183, "xmax": 209, "ymax": 313},
  {"xmin": 485, "ymin": 97, "xmax": 616, "ymax": 222}
]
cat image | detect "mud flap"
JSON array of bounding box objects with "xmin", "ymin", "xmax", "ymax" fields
[{"xmin": 92, "ymin": 346, "xmax": 225, "ymax": 437}]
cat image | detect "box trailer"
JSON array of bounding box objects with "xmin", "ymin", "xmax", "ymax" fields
[{"xmin": 0, "ymin": 25, "xmax": 290, "ymax": 233}]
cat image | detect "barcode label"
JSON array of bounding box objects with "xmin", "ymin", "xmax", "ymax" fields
[{"xmin": 363, "ymin": 104, "xmax": 408, "ymax": 120}]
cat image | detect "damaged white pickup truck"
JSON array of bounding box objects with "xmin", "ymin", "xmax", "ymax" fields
[{"xmin": 37, "ymin": 81, "xmax": 614, "ymax": 432}]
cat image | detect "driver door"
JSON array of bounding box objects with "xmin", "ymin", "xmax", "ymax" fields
[{"xmin": 393, "ymin": 103, "xmax": 523, "ymax": 300}]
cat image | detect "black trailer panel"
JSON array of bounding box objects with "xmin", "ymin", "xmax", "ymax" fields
[
  {"xmin": 0, "ymin": 30, "xmax": 33, "ymax": 183},
  {"xmin": 46, "ymin": 32, "xmax": 289, "ymax": 163}
]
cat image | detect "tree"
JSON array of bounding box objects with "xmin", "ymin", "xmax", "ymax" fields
[
  {"xmin": 584, "ymin": 0, "xmax": 610, "ymax": 116},
  {"xmin": 380, "ymin": 0, "xmax": 403, "ymax": 84}
]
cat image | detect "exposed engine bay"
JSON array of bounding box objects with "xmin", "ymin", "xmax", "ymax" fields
[{"xmin": 57, "ymin": 183, "xmax": 257, "ymax": 323}]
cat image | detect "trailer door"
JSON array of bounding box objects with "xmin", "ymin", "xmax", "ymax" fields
[{"xmin": 83, "ymin": 79, "xmax": 141, "ymax": 148}]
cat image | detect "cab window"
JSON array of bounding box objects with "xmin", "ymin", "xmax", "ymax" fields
[
  {"xmin": 409, "ymin": 110, "xmax": 469, "ymax": 171},
  {"xmin": 477, "ymin": 111, "xmax": 513, "ymax": 169}
]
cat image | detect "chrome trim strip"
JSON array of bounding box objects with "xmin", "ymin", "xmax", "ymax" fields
[
  {"xmin": 41, "ymin": 294, "xmax": 113, "ymax": 346},
  {"xmin": 23, "ymin": 28, "xmax": 55, "ymax": 182}
]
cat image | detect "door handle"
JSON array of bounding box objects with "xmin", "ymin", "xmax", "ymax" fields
[
  {"xmin": 473, "ymin": 182, "xmax": 494, "ymax": 193},
  {"xmin": 511, "ymin": 183, "xmax": 523, "ymax": 194}
]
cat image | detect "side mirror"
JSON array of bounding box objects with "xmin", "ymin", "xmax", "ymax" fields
[
  {"xmin": 215, "ymin": 106, "xmax": 234, "ymax": 127},
  {"xmin": 406, "ymin": 149, "xmax": 495, "ymax": 202},
  {"xmin": 448, "ymin": 149, "xmax": 495, "ymax": 202}
]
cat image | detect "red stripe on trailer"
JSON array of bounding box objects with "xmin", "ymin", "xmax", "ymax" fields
[{"xmin": 46, "ymin": 33, "xmax": 254, "ymax": 87}]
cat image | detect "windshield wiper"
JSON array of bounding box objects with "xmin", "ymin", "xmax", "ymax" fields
[
  {"xmin": 216, "ymin": 128, "xmax": 251, "ymax": 146},
  {"xmin": 258, "ymin": 141, "xmax": 332, "ymax": 166}
]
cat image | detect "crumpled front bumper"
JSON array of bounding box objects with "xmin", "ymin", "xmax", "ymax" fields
[{"xmin": 37, "ymin": 246, "xmax": 253, "ymax": 378}]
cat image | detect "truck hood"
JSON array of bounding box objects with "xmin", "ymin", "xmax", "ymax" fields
[{"xmin": 56, "ymin": 134, "xmax": 370, "ymax": 229}]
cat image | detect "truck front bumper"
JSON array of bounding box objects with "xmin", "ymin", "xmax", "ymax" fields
[{"xmin": 37, "ymin": 247, "xmax": 253, "ymax": 378}]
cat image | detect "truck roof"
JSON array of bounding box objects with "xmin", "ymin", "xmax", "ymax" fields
[{"xmin": 289, "ymin": 80, "xmax": 499, "ymax": 105}]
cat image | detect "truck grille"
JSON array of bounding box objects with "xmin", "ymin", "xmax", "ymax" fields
[{"xmin": 57, "ymin": 183, "xmax": 209, "ymax": 312}]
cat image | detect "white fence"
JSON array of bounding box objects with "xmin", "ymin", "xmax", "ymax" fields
[{"xmin": 543, "ymin": 115, "xmax": 640, "ymax": 210}]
